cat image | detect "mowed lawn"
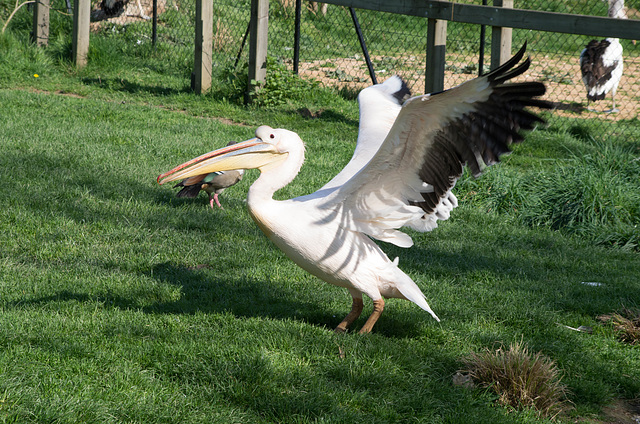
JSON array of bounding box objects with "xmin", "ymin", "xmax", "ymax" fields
[{"xmin": 0, "ymin": 83, "xmax": 639, "ymax": 424}]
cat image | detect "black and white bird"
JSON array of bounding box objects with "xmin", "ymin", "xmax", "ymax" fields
[
  {"xmin": 579, "ymin": 0, "xmax": 627, "ymax": 113},
  {"xmin": 100, "ymin": 0, "xmax": 149, "ymax": 19},
  {"xmin": 158, "ymin": 45, "xmax": 550, "ymax": 334}
]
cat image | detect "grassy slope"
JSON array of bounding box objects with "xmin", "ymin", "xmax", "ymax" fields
[
  {"xmin": 0, "ymin": 15, "xmax": 639, "ymax": 422},
  {"xmin": 1, "ymin": 84, "xmax": 639, "ymax": 423}
]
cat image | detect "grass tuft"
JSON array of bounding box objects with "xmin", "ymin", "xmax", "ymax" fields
[
  {"xmin": 598, "ymin": 307, "xmax": 640, "ymax": 345},
  {"xmin": 461, "ymin": 136, "xmax": 640, "ymax": 251},
  {"xmin": 462, "ymin": 341, "xmax": 570, "ymax": 418},
  {"xmin": 248, "ymin": 57, "xmax": 321, "ymax": 107}
]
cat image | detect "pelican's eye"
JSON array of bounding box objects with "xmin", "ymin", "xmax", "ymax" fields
[{"xmin": 270, "ymin": 134, "xmax": 275, "ymax": 139}]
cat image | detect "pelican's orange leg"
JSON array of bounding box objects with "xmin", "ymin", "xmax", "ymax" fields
[
  {"xmin": 358, "ymin": 298, "xmax": 385, "ymax": 334},
  {"xmin": 334, "ymin": 297, "xmax": 364, "ymax": 333}
]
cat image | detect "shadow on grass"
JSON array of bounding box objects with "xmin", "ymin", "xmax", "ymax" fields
[
  {"xmin": 391, "ymin": 220, "xmax": 640, "ymax": 319},
  {"xmin": 5, "ymin": 140, "xmax": 639, "ymax": 333},
  {"xmin": 81, "ymin": 77, "xmax": 191, "ymax": 97},
  {"xmin": 8, "ymin": 146, "xmax": 639, "ymax": 336},
  {"xmin": 141, "ymin": 261, "xmax": 425, "ymax": 336},
  {"xmin": 147, "ymin": 262, "xmax": 334, "ymax": 323},
  {"xmin": 293, "ymin": 107, "xmax": 359, "ymax": 127}
]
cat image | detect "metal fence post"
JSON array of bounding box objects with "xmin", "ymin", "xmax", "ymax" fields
[
  {"xmin": 246, "ymin": 0, "xmax": 268, "ymax": 103},
  {"xmin": 72, "ymin": 0, "xmax": 90, "ymax": 68},
  {"xmin": 152, "ymin": 0, "xmax": 158, "ymax": 46},
  {"xmin": 490, "ymin": 0, "xmax": 513, "ymax": 69},
  {"xmin": 478, "ymin": 0, "xmax": 488, "ymax": 75},
  {"xmin": 294, "ymin": 0, "xmax": 301, "ymax": 74},
  {"xmin": 32, "ymin": 0, "xmax": 49, "ymax": 46},
  {"xmin": 425, "ymin": 18, "xmax": 447, "ymax": 94},
  {"xmin": 350, "ymin": 7, "xmax": 377, "ymax": 85},
  {"xmin": 194, "ymin": 0, "xmax": 213, "ymax": 94}
]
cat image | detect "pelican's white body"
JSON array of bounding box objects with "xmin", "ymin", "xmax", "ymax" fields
[
  {"xmin": 157, "ymin": 48, "xmax": 546, "ymax": 331},
  {"xmin": 248, "ymin": 174, "xmax": 435, "ymax": 317},
  {"xmin": 240, "ymin": 76, "xmax": 477, "ymax": 320}
]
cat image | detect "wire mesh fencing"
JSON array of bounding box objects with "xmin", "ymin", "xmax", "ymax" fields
[
  {"xmin": 267, "ymin": 1, "xmax": 639, "ymax": 140},
  {"xmin": 2, "ymin": 0, "xmax": 638, "ymax": 140},
  {"xmin": 130, "ymin": 0, "xmax": 632, "ymax": 140}
]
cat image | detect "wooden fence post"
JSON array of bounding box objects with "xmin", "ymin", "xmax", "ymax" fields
[
  {"xmin": 490, "ymin": 0, "xmax": 513, "ymax": 69},
  {"xmin": 194, "ymin": 0, "xmax": 213, "ymax": 94},
  {"xmin": 32, "ymin": 0, "xmax": 49, "ymax": 46},
  {"xmin": 72, "ymin": 0, "xmax": 90, "ymax": 68},
  {"xmin": 246, "ymin": 0, "xmax": 268, "ymax": 103},
  {"xmin": 425, "ymin": 18, "xmax": 447, "ymax": 94}
]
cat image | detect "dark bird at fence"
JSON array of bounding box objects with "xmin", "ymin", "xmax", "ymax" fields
[
  {"xmin": 100, "ymin": 0, "xmax": 149, "ymax": 19},
  {"xmin": 172, "ymin": 142, "xmax": 245, "ymax": 209},
  {"xmin": 158, "ymin": 44, "xmax": 551, "ymax": 334},
  {"xmin": 579, "ymin": 0, "xmax": 627, "ymax": 113}
]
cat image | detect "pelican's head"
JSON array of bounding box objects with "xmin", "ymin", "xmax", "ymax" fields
[{"xmin": 158, "ymin": 126, "xmax": 299, "ymax": 185}]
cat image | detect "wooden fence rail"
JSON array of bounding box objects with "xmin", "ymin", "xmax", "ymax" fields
[
  {"xmin": 222, "ymin": 0, "xmax": 640, "ymax": 99},
  {"xmin": 37, "ymin": 0, "xmax": 640, "ymax": 94}
]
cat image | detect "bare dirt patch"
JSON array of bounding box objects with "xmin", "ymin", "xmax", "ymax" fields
[
  {"xmin": 297, "ymin": 52, "xmax": 640, "ymax": 122},
  {"xmin": 582, "ymin": 399, "xmax": 640, "ymax": 424}
]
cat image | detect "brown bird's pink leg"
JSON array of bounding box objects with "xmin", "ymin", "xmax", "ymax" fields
[
  {"xmin": 214, "ymin": 193, "xmax": 223, "ymax": 208},
  {"xmin": 209, "ymin": 193, "xmax": 223, "ymax": 209},
  {"xmin": 334, "ymin": 297, "xmax": 363, "ymax": 333},
  {"xmin": 358, "ymin": 298, "xmax": 385, "ymax": 334}
]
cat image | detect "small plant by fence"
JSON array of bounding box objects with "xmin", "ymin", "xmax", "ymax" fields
[{"xmin": 2, "ymin": 0, "xmax": 639, "ymax": 140}]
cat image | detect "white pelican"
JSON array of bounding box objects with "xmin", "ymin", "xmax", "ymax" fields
[
  {"xmin": 579, "ymin": 0, "xmax": 627, "ymax": 113},
  {"xmin": 173, "ymin": 142, "xmax": 244, "ymax": 209},
  {"xmin": 158, "ymin": 45, "xmax": 550, "ymax": 334}
]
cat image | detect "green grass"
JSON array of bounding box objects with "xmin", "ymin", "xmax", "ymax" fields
[
  {"xmin": 0, "ymin": 23, "xmax": 640, "ymax": 424},
  {"xmin": 460, "ymin": 130, "xmax": 640, "ymax": 250}
]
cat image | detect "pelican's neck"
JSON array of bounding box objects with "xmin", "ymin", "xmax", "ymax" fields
[{"xmin": 247, "ymin": 145, "xmax": 305, "ymax": 206}]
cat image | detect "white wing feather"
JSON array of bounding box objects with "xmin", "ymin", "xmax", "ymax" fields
[
  {"xmin": 304, "ymin": 76, "xmax": 458, "ymax": 242},
  {"xmin": 317, "ymin": 75, "xmax": 493, "ymax": 247},
  {"xmin": 307, "ymin": 47, "xmax": 546, "ymax": 249},
  {"xmin": 320, "ymin": 76, "xmax": 406, "ymax": 191}
]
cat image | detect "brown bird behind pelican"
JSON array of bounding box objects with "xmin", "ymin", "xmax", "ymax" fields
[{"xmin": 173, "ymin": 142, "xmax": 244, "ymax": 209}]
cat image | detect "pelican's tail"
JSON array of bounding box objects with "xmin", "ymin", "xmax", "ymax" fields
[{"xmin": 393, "ymin": 260, "xmax": 440, "ymax": 322}]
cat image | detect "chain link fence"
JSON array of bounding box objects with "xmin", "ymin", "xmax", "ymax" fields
[
  {"xmin": 92, "ymin": 0, "xmax": 251, "ymax": 85},
  {"xmin": 86, "ymin": 0, "xmax": 639, "ymax": 139},
  {"xmin": 266, "ymin": 1, "xmax": 639, "ymax": 139},
  {"xmin": 2, "ymin": 0, "xmax": 638, "ymax": 139}
]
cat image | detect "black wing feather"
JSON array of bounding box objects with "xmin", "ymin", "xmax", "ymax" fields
[{"xmin": 409, "ymin": 44, "xmax": 552, "ymax": 217}]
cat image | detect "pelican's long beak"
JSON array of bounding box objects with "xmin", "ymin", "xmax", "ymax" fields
[{"xmin": 157, "ymin": 137, "xmax": 286, "ymax": 185}]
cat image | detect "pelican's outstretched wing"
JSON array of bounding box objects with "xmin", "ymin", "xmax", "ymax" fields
[
  {"xmin": 320, "ymin": 44, "xmax": 551, "ymax": 248},
  {"xmin": 318, "ymin": 76, "xmax": 411, "ymax": 192}
]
